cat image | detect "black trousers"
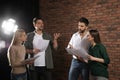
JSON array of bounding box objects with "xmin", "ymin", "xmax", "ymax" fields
[{"xmin": 28, "ymin": 67, "xmax": 52, "ymax": 80}]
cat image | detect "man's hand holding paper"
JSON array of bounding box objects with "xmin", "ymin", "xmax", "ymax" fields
[
  {"xmin": 38, "ymin": 40, "xmax": 50, "ymax": 52},
  {"xmin": 66, "ymin": 48, "xmax": 89, "ymax": 60},
  {"xmin": 33, "ymin": 39, "xmax": 50, "ymax": 53},
  {"xmin": 33, "ymin": 48, "xmax": 40, "ymax": 54}
]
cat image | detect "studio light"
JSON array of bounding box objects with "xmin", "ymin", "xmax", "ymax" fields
[
  {"xmin": 1, "ymin": 18, "xmax": 18, "ymax": 35},
  {"xmin": 0, "ymin": 40, "xmax": 5, "ymax": 50}
]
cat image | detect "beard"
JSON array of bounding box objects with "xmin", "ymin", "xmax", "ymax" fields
[
  {"xmin": 79, "ymin": 29, "xmax": 86, "ymax": 33},
  {"xmin": 35, "ymin": 26, "xmax": 44, "ymax": 31},
  {"xmin": 38, "ymin": 27, "xmax": 43, "ymax": 30}
]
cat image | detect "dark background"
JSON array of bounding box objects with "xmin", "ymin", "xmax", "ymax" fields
[
  {"xmin": 0, "ymin": 0, "xmax": 39, "ymax": 33},
  {"xmin": 0, "ymin": 0, "xmax": 39, "ymax": 79}
]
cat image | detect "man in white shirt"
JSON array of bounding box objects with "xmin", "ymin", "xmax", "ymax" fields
[
  {"xmin": 24, "ymin": 17, "xmax": 60, "ymax": 80},
  {"xmin": 67, "ymin": 17, "xmax": 90, "ymax": 80}
]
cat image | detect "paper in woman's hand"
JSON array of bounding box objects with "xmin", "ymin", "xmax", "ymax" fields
[{"xmin": 23, "ymin": 55, "xmax": 40, "ymax": 63}]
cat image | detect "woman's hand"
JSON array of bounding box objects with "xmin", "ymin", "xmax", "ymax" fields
[
  {"xmin": 88, "ymin": 55, "xmax": 105, "ymax": 63},
  {"xmin": 88, "ymin": 55, "xmax": 95, "ymax": 61}
]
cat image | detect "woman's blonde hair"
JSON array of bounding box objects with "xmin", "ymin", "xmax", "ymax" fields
[{"xmin": 10, "ymin": 29, "xmax": 25, "ymax": 45}]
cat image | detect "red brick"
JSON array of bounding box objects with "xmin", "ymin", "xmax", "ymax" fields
[{"xmin": 40, "ymin": 0, "xmax": 120, "ymax": 80}]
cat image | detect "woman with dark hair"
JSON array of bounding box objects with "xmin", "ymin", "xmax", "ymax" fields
[{"xmin": 87, "ymin": 29, "xmax": 110, "ymax": 80}]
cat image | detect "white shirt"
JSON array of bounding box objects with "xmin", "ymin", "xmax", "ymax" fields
[
  {"xmin": 33, "ymin": 33, "xmax": 46, "ymax": 66},
  {"xmin": 67, "ymin": 32, "xmax": 90, "ymax": 59}
]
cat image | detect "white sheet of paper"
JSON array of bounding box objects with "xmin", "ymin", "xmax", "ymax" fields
[
  {"xmin": 23, "ymin": 55, "xmax": 40, "ymax": 62},
  {"xmin": 65, "ymin": 48, "xmax": 89, "ymax": 59},
  {"xmin": 34, "ymin": 40, "xmax": 50, "ymax": 52},
  {"xmin": 39, "ymin": 40, "xmax": 49, "ymax": 51}
]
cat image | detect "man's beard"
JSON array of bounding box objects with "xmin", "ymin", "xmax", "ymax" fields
[
  {"xmin": 79, "ymin": 29, "xmax": 85, "ymax": 33},
  {"xmin": 35, "ymin": 27, "xmax": 44, "ymax": 31},
  {"xmin": 38, "ymin": 28, "xmax": 43, "ymax": 31}
]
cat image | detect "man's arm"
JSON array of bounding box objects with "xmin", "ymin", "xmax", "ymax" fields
[{"xmin": 53, "ymin": 33, "xmax": 61, "ymax": 49}]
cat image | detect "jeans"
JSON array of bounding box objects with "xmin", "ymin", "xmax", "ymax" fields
[
  {"xmin": 11, "ymin": 72, "xmax": 27, "ymax": 80},
  {"xmin": 68, "ymin": 59, "xmax": 89, "ymax": 80}
]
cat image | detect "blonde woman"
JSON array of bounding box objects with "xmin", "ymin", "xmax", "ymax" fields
[{"xmin": 7, "ymin": 29, "xmax": 28, "ymax": 80}]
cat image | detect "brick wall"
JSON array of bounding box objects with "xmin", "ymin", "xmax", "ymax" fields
[{"xmin": 39, "ymin": 0, "xmax": 120, "ymax": 80}]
